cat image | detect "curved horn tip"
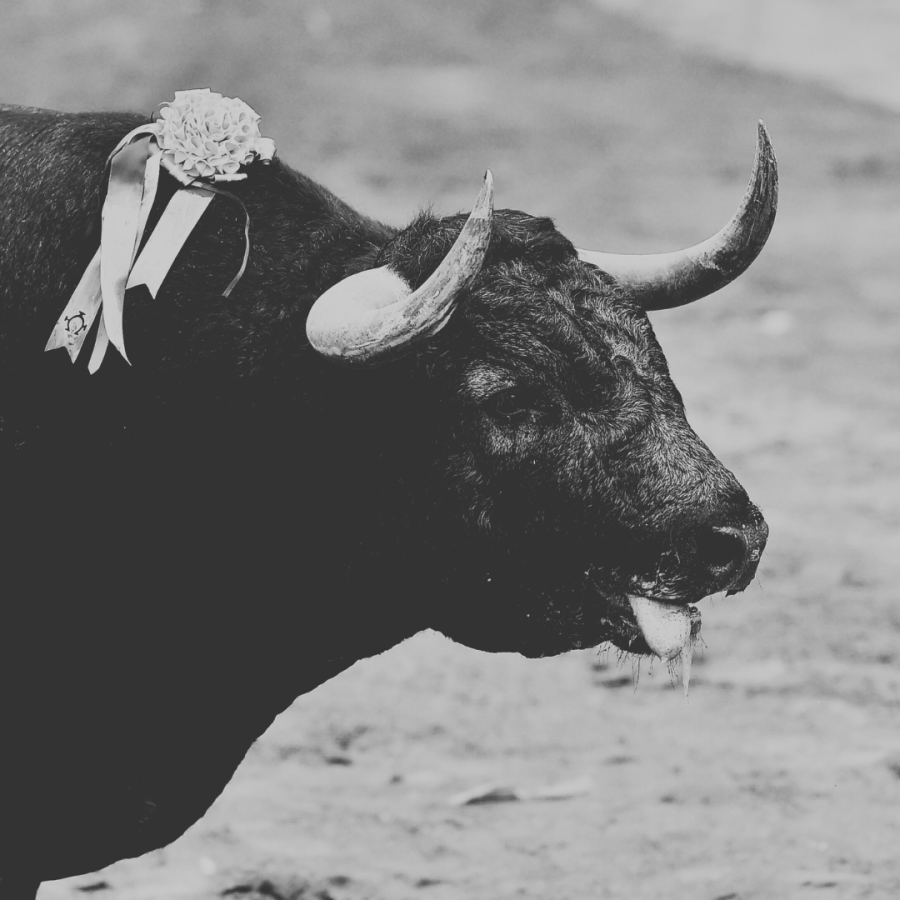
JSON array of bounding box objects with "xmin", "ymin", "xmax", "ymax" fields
[
  {"xmin": 473, "ymin": 169, "xmax": 494, "ymax": 217},
  {"xmin": 576, "ymin": 119, "xmax": 778, "ymax": 311},
  {"xmin": 748, "ymin": 120, "xmax": 778, "ymax": 227},
  {"xmin": 756, "ymin": 120, "xmax": 775, "ymax": 161}
]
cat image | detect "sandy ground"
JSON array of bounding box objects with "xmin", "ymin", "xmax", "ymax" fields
[{"xmin": 4, "ymin": 1, "xmax": 900, "ymax": 898}]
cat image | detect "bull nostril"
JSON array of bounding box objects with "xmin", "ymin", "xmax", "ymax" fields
[{"xmin": 694, "ymin": 525, "xmax": 747, "ymax": 573}]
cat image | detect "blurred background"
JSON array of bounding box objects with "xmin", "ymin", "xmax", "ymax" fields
[{"xmin": 6, "ymin": 1, "xmax": 900, "ymax": 898}]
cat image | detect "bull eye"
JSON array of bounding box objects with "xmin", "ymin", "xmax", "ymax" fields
[{"xmin": 482, "ymin": 386, "xmax": 548, "ymax": 425}]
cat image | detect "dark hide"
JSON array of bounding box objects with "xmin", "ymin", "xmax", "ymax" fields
[{"xmin": 0, "ymin": 109, "xmax": 765, "ymax": 889}]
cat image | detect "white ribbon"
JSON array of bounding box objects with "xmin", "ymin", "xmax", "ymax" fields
[
  {"xmin": 44, "ymin": 247, "xmax": 103, "ymax": 362},
  {"xmin": 99, "ymin": 136, "xmax": 153, "ymax": 363},
  {"xmin": 46, "ymin": 114, "xmax": 259, "ymax": 372},
  {"xmin": 127, "ymin": 187, "xmax": 215, "ymax": 297},
  {"xmin": 46, "ymin": 124, "xmax": 158, "ymax": 367}
]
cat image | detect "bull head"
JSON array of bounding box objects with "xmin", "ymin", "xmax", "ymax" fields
[{"xmin": 306, "ymin": 122, "xmax": 777, "ymax": 361}]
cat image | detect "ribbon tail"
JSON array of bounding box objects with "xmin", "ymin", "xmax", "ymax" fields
[
  {"xmin": 100, "ymin": 136, "xmax": 153, "ymax": 364},
  {"xmin": 87, "ymin": 313, "xmax": 110, "ymax": 375},
  {"xmin": 45, "ymin": 248, "xmax": 103, "ymax": 362},
  {"xmin": 127, "ymin": 187, "xmax": 215, "ymax": 297},
  {"xmin": 133, "ymin": 149, "xmax": 162, "ymax": 261},
  {"xmin": 45, "ymin": 124, "xmax": 159, "ymax": 368}
]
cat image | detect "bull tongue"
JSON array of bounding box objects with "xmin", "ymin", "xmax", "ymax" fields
[{"xmin": 628, "ymin": 595, "xmax": 692, "ymax": 662}]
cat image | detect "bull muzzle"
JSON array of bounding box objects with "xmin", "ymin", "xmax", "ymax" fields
[
  {"xmin": 625, "ymin": 512, "xmax": 767, "ymax": 671},
  {"xmin": 684, "ymin": 517, "xmax": 769, "ymax": 595}
]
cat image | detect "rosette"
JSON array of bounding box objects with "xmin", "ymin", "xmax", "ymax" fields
[{"xmin": 45, "ymin": 89, "xmax": 275, "ymax": 371}]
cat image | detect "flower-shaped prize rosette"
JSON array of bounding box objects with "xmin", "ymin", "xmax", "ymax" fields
[{"xmin": 46, "ymin": 89, "xmax": 276, "ymax": 372}]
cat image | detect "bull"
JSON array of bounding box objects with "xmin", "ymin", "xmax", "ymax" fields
[{"xmin": 0, "ymin": 103, "xmax": 776, "ymax": 900}]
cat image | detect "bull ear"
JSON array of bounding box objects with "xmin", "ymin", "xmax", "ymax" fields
[
  {"xmin": 306, "ymin": 172, "xmax": 494, "ymax": 363},
  {"xmin": 578, "ymin": 122, "xmax": 777, "ymax": 310}
]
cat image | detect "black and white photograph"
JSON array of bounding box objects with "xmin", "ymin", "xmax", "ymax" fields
[{"xmin": 2, "ymin": 1, "xmax": 899, "ymax": 898}]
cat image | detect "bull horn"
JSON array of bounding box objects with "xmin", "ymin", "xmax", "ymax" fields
[
  {"xmin": 306, "ymin": 171, "xmax": 494, "ymax": 362},
  {"xmin": 577, "ymin": 121, "xmax": 777, "ymax": 310}
]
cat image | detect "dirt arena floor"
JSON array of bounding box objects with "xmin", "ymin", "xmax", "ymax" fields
[{"xmin": 4, "ymin": 1, "xmax": 900, "ymax": 898}]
